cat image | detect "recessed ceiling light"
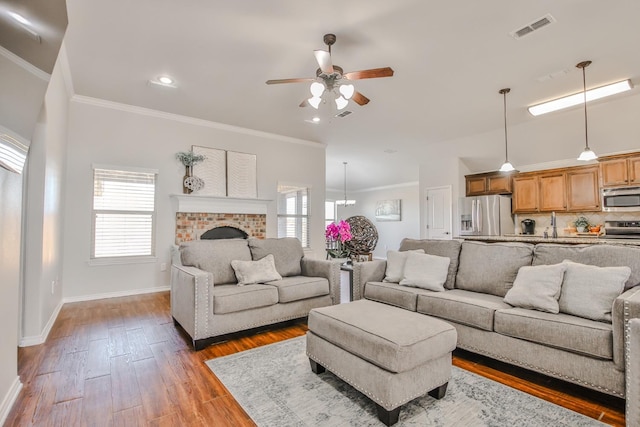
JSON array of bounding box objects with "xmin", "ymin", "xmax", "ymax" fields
[
  {"xmin": 312, "ymin": 117, "xmax": 320, "ymax": 122},
  {"xmin": 148, "ymin": 76, "xmax": 177, "ymax": 88},
  {"xmin": 158, "ymin": 76, "xmax": 173, "ymax": 85},
  {"xmin": 8, "ymin": 11, "xmax": 31, "ymax": 26}
]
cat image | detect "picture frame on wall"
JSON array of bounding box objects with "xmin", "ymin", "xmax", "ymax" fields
[
  {"xmin": 191, "ymin": 145, "xmax": 226, "ymax": 196},
  {"xmin": 227, "ymin": 151, "xmax": 257, "ymax": 198},
  {"xmin": 375, "ymin": 199, "xmax": 401, "ymax": 221}
]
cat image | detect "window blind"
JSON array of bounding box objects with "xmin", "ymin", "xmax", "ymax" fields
[
  {"xmin": 277, "ymin": 184, "xmax": 310, "ymax": 248},
  {"xmin": 92, "ymin": 168, "xmax": 156, "ymax": 258},
  {"xmin": 0, "ymin": 134, "xmax": 28, "ymax": 174}
]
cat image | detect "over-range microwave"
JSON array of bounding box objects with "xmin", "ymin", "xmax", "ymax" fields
[{"xmin": 602, "ymin": 187, "xmax": 640, "ymax": 212}]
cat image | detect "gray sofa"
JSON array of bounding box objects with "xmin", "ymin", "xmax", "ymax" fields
[
  {"xmin": 353, "ymin": 238, "xmax": 640, "ymax": 399},
  {"xmin": 171, "ymin": 237, "xmax": 341, "ymax": 350}
]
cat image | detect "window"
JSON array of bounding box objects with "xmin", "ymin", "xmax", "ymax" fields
[
  {"xmin": 92, "ymin": 166, "xmax": 157, "ymax": 259},
  {"xmin": 0, "ymin": 133, "xmax": 28, "ymax": 174},
  {"xmin": 325, "ymin": 200, "xmax": 336, "ymax": 228},
  {"xmin": 277, "ymin": 184, "xmax": 310, "ymax": 248}
]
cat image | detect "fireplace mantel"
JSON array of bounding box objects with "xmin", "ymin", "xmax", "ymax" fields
[{"xmin": 170, "ymin": 194, "xmax": 272, "ymax": 214}]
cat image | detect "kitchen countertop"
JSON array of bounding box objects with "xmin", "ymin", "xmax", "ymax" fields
[{"xmin": 459, "ymin": 234, "xmax": 640, "ymax": 246}]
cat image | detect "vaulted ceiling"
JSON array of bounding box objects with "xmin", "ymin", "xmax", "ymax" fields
[{"xmin": 7, "ymin": 1, "xmax": 640, "ymax": 190}]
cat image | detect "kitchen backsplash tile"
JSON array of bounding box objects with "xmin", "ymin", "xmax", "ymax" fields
[{"xmin": 513, "ymin": 212, "xmax": 640, "ymax": 236}]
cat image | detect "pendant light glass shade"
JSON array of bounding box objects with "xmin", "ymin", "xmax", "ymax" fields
[
  {"xmin": 498, "ymin": 88, "xmax": 516, "ymax": 172},
  {"xmin": 576, "ymin": 61, "xmax": 598, "ymax": 161}
]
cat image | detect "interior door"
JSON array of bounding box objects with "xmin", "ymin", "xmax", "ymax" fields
[{"xmin": 426, "ymin": 186, "xmax": 452, "ymax": 239}]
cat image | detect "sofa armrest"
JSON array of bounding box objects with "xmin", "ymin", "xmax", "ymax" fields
[
  {"xmin": 612, "ymin": 287, "xmax": 640, "ymax": 370},
  {"xmin": 170, "ymin": 264, "xmax": 214, "ymax": 342},
  {"xmin": 301, "ymin": 258, "xmax": 341, "ymax": 305},
  {"xmin": 627, "ymin": 319, "xmax": 640, "ymax": 426},
  {"xmin": 352, "ymin": 260, "xmax": 387, "ymax": 301}
]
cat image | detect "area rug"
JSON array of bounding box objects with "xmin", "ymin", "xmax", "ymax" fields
[{"xmin": 206, "ymin": 336, "xmax": 606, "ymax": 427}]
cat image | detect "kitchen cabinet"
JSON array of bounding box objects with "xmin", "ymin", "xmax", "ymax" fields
[
  {"xmin": 538, "ymin": 172, "xmax": 566, "ymax": 212},
  {"xmin": 511, "ymin": 165, "xmax": 600, "ymax": 214},
  {"xmin": 512, "ymin": 174, "xmax": 539, "ymax": 213},
  {"xmin": 465, "ymin": 172, "xmax": 512, "ymax": 196},
  {"xmin": 566, "ymin": 166, "xmax": 600, "ymax": 211},
  {"xmin": 600, "ymin": 154, "xmax": 640, "ymax": 187}
]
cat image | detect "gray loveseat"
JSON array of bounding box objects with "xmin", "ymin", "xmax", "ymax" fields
[
  {"xmin": 171, "ymin": 237, "xmax": 340, "ymax": 350},
  {"xmin": 353, "ymin": 238, "xmax": 640, "ymax": 399}
]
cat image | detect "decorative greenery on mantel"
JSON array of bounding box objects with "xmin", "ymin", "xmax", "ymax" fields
[{"xmin": 176, "ymin": 151, "xmax": 206, "ymax": 166}]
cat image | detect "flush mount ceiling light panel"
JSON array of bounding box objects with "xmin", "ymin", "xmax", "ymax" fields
[
  {"xmin": 266, "ymin": 33, "xmax": 394, "ymax": 114},
  {"xmin": 528, "ymin": 79, "xmax": 632, "ymax": 116}
]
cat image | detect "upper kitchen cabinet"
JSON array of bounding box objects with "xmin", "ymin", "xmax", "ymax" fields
[
  {"xmin": 512, "ymin": 174, "xmax": 539, "ymax": 213},
  {"xmin": 538, "ymin": 171, "xmax": 566, "ymax": 212},
  {"xmin": 600, "ymin": 153, "xmax": 640, "ymax": 187},
  {"xmin": 465, "ymin": 171, "xmax": 512, "ymax": 196},
  {"xmin": 566, "ymin": 166, "xmax": 600, "ymax": 211}
]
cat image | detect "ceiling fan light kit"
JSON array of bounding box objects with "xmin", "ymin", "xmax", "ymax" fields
[{"xmin": 266, "ymin": 33, "xmax": 393, "ymax": 115}]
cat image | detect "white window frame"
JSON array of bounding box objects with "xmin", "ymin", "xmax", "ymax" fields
[
  {"xmin": 277, "ymin": 184, "xmax": 310, "ymax": 248},
  {"xmin": 90, "ymin": 164, "xmax": 158, "ymax": 264}
]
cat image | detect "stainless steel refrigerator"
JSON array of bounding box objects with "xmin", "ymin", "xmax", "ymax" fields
[{"xmin": 458, "ymin": 195, "xmax": 514, "ymax": 236}]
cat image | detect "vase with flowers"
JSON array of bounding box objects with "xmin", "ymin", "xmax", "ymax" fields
[
  {"xmin": 325, "ymin": 220, "xmax": 352, "ymax": 259},
  {"xmin": 176, "ymin": 151, "xmax": 206, "ymax": 194}
]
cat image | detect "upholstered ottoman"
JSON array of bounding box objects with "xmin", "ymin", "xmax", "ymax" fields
[{"xmin": 306, "ymin": 299, "xmax": 457, "ymax": 426}]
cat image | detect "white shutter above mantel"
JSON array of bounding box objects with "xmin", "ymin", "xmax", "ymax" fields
[{"xmin": 170, "ymin": 194, "xmax": 272, "ymax": 214}]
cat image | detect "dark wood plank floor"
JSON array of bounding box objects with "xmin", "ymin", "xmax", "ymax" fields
[{"xmin": 5, "ymin": 291, "xmax": 625, "ymax": 426}]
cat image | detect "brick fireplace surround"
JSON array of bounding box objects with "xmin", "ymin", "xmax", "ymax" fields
[{"xmin": 170, "ymin": 194, "xmax": 271, "ymax": 245}]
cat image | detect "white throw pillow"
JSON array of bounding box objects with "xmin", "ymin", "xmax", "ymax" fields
[
  {"xmin": 383, "ymin": 249, "xmax": 424, "ymax": 283},
  {"xmin": 231, "ymin": 254, "xmax": 282, "ymax": 286},
  {"xmin": 399, "ymin": 252, "xmax": 450, "ymax": 292},
  {"xmin": 503, "ymin": 263, "xmax": 567, "ymax": 313},
  {"xmin": 558, "ymin": 260, "xmax": 630, "ymax": 322}
]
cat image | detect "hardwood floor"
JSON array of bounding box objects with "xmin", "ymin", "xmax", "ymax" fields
[{"xmin": 5, "ymin": 291, "xmax": 625, "ymax": 426}]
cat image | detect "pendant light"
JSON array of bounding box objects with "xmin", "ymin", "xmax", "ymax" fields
[
  {"xmin": 335, "ymin": 162, "xmax": 355, "ymax": 206},
  {"xmin": 576, "ymin": 60, "xmax": 598, "ymax": 161},
  {"xmin": 498, "ymin": 88, "xmax": 516, "ymax": 172}
]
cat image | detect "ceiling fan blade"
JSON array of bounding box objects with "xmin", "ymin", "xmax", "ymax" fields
[
  {"xmin": 313, "ymin": 50, "xmax": 334, "ymax": 74},
  {"xmin": 352, "ymin": 91, "xmax": 370, "ymax": 106},
  {"xmin": 266, "ymin": 77, "xmax": 315, "ymax": 85},
  {"xmin": 299, "ymin": 99, "xmax": 309, "ymax": 107},
  {"xmin": 344, "ymin": 67, "xmax": 394, "ymax": 80}
]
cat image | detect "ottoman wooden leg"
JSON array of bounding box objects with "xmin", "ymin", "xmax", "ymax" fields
[
  {"xmin": 428, "ymin": 382, "xmax": 448, "ymax": 400},
  {"xmin": 309, "ymin": 359, "xmax": 326, "ymax": 374},
  {"xmin": 376, "ymin": 404, "xmax": 400, "ymax": 426}
]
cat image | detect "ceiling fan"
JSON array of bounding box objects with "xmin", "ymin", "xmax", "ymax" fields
[{"xmin": 266, "ymin": 34, "xmax": 394, "ymax": 110}]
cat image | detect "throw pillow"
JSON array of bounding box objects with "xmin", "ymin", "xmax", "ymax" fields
[
  {"xmin": 383, "ymin": 249, "xmax": 425, "ymax": 283},
  {"xmin": 503, "ymin": 263, "xmax": 567, "ymax": 313},
  {"xmin": 558, "ymin": 260, "xmax": 631, "ymax": 322},
  {"xmin": 399, "ymin": 252, "xmax": 450, "ymax": 292},
  {"xmin": 231, "ymin": 254, "xmax": 282, "ymax": 286}
]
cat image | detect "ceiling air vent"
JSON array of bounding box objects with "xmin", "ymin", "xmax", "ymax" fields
[
  {"xmin": 510, "ymin": 14, "xmax": 556, "ymax": 39},
  {"xmin": 335, "ymin": 110, "xmax": 352, "ymax": 118}
]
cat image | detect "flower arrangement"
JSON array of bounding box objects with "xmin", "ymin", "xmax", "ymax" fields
[
  {"xmin": 574, "ymin": 216, "xmax": 590, "ymax": 232},
  {"xmin": 176, "ymin": 151, "xmax": 206, "ymax": 166},
  {"xmin": 325, "ymin": 220, "xmax": 352, "ymax": 258}
]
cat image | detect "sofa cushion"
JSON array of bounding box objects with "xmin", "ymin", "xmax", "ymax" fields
[
  {"xmin": 180, "ymin": 239, "xmax": 251, "ymax": 285},
  {"xmin": 455, "ymin": 241, "xmax": 534, "ymax": 297},
  {"xmin": 231, "ymin": 254, "xmax": 282, "ymax": 286},
  {"xmin": 417, "ymin": 289, "xmax": 511, "ymax": 331},
  {"xmin": 494, "ymin": 308, "xmax": 613, "ymax": 360},
  {"xmin": 248, "ymin": 237, "xmax": 303, "ymax": 277},
  {"xmin": 558, "ymin": 261, "xmax": 630, "ymax": 322},
  {"xmin": 212, "ymin": 284, "xmax": 279, "ymax": 314},
  {"xmin": 503, "ymin": 263, "xmax": 567, "ymax": 314},
  {"xmin": 364, "ymin": 281, "xmax": 435, "ymax": 311},
  {"xmin": 264, "ymin": 276, "xmax": 330, "ymax": 303},
  {"xmin": 533, "ymin": 243, "xmax": 640, "ymax": 290},
  {"xmin": 399, "ymin": 238, "xmax": 462, "ymax": 290},
  {"xmin": 399, "ymin": 252, "xmax": 450, "ymax": 292},
  {"xmin": 383, "ymin": 249, "xmax": 424, "ymax": 283}
]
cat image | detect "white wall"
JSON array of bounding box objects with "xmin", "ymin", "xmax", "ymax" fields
[
  {"xmin": 329, "ymin": 182, "xmax": 421, "ymax": 259},
  {"xmin": 61, "ymin": 99, "xmax": 327, "ymax": 299},
  {"xmin": 0, "ymin": 167, "xmax": 22, "ymax": 423},
  {"xmin": 22, "ymin": 51, "xmax": 70, "ymax": 341}
]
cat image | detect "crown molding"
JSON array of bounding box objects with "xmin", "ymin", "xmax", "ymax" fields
[
  {"xmin": 71, "ymin": 95, "xmax": 326, "ymax": 149},
  {"xmin": 0, "ymin": 45, "xmax": 50, "ymax": 82}
]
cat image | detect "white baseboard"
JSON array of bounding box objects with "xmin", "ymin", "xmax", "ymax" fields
[
  {"xmin": 19, "ymin": 300, "xmax": 64, "ymax": 347},
  {"xmin": 19, "ymin": 286, "xmax": 170, "ymax": 347},
  {"xmin": 0, "ymin": 377, "xmax": 22, "ymax": 426},
  {"xmin": 62, "ymin": 286, "xmax": 170, "ymax": 304}
]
